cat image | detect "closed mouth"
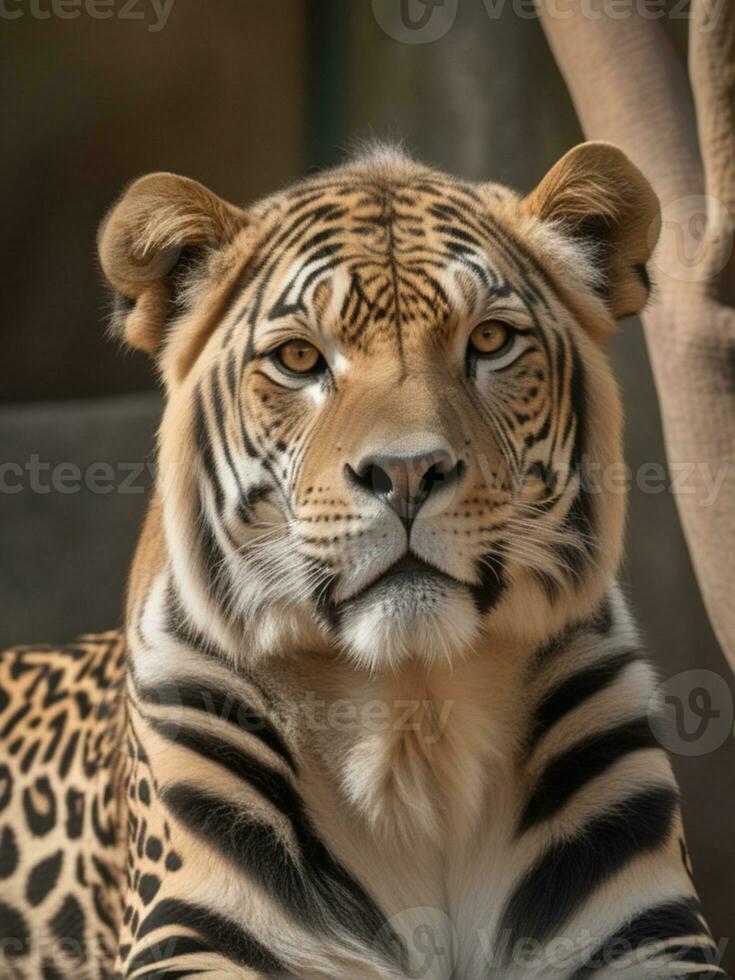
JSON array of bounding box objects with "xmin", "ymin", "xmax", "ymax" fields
[
  {"xmin": 336, "ymin": 551, "xmax": 459, "ymax": 608},
  {"xmin": 383, "ymin": 553, "xmax": 445, "ymax": 579}
]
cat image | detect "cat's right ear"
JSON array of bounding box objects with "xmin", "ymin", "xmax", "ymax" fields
[{"xmin": 98, "ymin": 173, "xmax": 247, "ymax": 355}]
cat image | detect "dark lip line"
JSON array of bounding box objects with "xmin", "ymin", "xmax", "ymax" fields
[
  {"xmin": 389, "ymin": 553, "xmax": 441, "ymax": 574},
  {"xmin": 332, "ymin": 550, "xmax": 464, "ymax": 609}
]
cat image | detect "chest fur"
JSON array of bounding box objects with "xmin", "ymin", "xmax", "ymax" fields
[{"xmin": 296, "ymin": 652, "xmax": 526, "ymax": 870}]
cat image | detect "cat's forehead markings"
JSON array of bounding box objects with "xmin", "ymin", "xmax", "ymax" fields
[{"xmin": 321, "ymin": 266, "xmax": 351, "ymax": 327}]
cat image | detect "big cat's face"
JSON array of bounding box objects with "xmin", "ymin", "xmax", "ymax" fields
[
  {"xmin": 171, "ymin": 173, "xmax": 622, "ymax": 669},
  {"xmin": 102, "ymin": 146, "xmax": 656, "ymax": 668}
]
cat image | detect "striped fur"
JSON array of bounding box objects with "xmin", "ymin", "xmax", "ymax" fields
[{"xmin": 0, "ymin": 143, "xmax": 725, "ymax": 979}]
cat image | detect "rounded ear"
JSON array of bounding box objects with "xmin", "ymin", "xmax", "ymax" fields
[
  {"xmin": 98, "ymin": 173, "xmax": 247, "ymax": 355},
  {"xmin": 523, "ymin": 142, "xmax": 661, "ymax": 319}
]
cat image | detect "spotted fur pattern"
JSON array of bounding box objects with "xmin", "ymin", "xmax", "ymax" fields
[
  {"xmin": 0, "ymin": 633, "xmax": 125, "ymax": 978},
  {"xmin": 0, "ymin": 145, "xmax": 728, "ymax": 978}
]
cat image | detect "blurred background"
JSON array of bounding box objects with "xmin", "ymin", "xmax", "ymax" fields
[{"xmin": 1, "ymin": 0, "xmax": 733, "ymax": 959}]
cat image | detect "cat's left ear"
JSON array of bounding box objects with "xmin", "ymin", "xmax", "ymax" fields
[{"xmin": 523, "ymin": 141, "xmax": 661, "ymax": 319}]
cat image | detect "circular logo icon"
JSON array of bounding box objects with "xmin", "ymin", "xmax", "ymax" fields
[
  {"xmin": 651, "ymin": 194, "xmax": 734, "ymax": 284},
  {"xmin": 648, "ymin": 669, "xmax": 734, "ymax": 757},
  {"xmin": 372, "ymin": 0, "xmax": 458, "ymax": 44},
  {"xmin": 374, "ymin": 906, "xmax": 456, "ymax": 979}
]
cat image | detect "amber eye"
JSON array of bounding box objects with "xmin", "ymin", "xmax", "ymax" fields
[
  {"xmin": 468, "ymin": 320, "xmax": 513, "ymax": 356},
  {"xmin": 274, "ymin": 340, "xmax": 323, "ymax": 374}
]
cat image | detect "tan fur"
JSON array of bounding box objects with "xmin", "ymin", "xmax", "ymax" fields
[
  {"xmin": 98, "ymin": 172, "xmax": 248, "ymax": 355},
  {"xmin": 0, "ymin": 146, "xmax": 722, "ymax": 979},
  {"xmin": 523, "ymin": 142, "xmax": 661, "ymax": 320}
]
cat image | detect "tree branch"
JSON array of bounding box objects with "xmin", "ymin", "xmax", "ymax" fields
[{"xmin": 690, "ymin": 0, "xmax": 735, "ymax": 296}]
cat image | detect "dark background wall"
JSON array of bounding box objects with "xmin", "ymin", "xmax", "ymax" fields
[
  {"xmin": 1, "ymin": 0, "xmax": 733, "ymax": 962},
  {"xmin": 0, "ymin": 0, "xmax": 306, "ymax": 401}
]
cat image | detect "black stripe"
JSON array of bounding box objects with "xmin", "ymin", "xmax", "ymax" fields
[
  {"xmin": 136, "ymin": 898, "xmax": 283, "ymax": 974},
  {"xmin": 163, "ymin": 584, "xmax": 227, "ymax": 663},
  {"xmin": 126, "ymin": 935, "xmax": 210, "ymax": 974},
  {"xmin": 554, "ymin": 486, "xmax": 596, "ymax": 576},
  {"xmin": 470, "ymin": 551, "xmax": 507, "ymax": 615},
  {"xmin": 129, "ymin": 971, "xmax": 208, "ymax": 980},
  {"xmin": 197, "ymin": 500, "xmax": 233, "ymax": 613},
  {"xmin": 502, "ymin": 785, "xmax": 678, "ymax": 947},
  {"xmin": 147, "ymin": 719, "xmax": 397, "ymax": 960},
  {"xmin": 434, "ymin": 223, "xmax": 484, "ymax": 250},
  {"xmin": 556, "ymin": 337, "xmax": 596, "ymax": 577},
  {"xmin": 569, "ymin": 335, "xmax": 588, "ymax": 475},
  {"xmin": 268, "ymin": 254, "xmax": 344, "ymax": 321},
  {"xmin": 659, "ymin": 943, "xmax": 722, "ymax": 966},
  {"xmin": 138, "ymin": 679, "xmax": 296, "ymax": 772},
  {"xmin": 194, "ymin": 387, "xmax": 224, "ymax": 514},
  {"xmin": 209, "ymin": 369, "xmax": 247, "ymax": 507},
  {"xmin": 161, "ymin": 783, "xmax": 400, "ymax": 963},
  {"xmin": 526, "ymin": 650, "xmax": 639, "ymax": 753},
  {"xmin": 591, "ymin": 596, "xmax": 614, "ymax": 634},
  {"xmin": 519, "ymin": 717, "xmax": 659, "ymax": 833},
  {"xmin": 148, "ymin": 720, "xmax": 300, "ymax": 821},
  {"xmin": 568, "ymin": 897, "xmax": 717, "ymax": 979}
]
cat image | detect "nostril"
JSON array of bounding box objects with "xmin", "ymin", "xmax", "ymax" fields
[
  {"xmin": 345, "ymin": 462, "xmax": 393, "ymax": 497},
  {"xmin": 420, "ymin": 459, "xmax": 465, "ymax": 498},
  {"xmin": 419, "ymin": 463, "xmax": 442, "ymax": 498},
  {"xmin": 363, "ymin": 464, "xmax": 393, "ymax": 496}
]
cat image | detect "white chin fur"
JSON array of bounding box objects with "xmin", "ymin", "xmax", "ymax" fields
[{"xmin": 339, "ymin": 579, "xmax": 480, "ymax": 672}]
